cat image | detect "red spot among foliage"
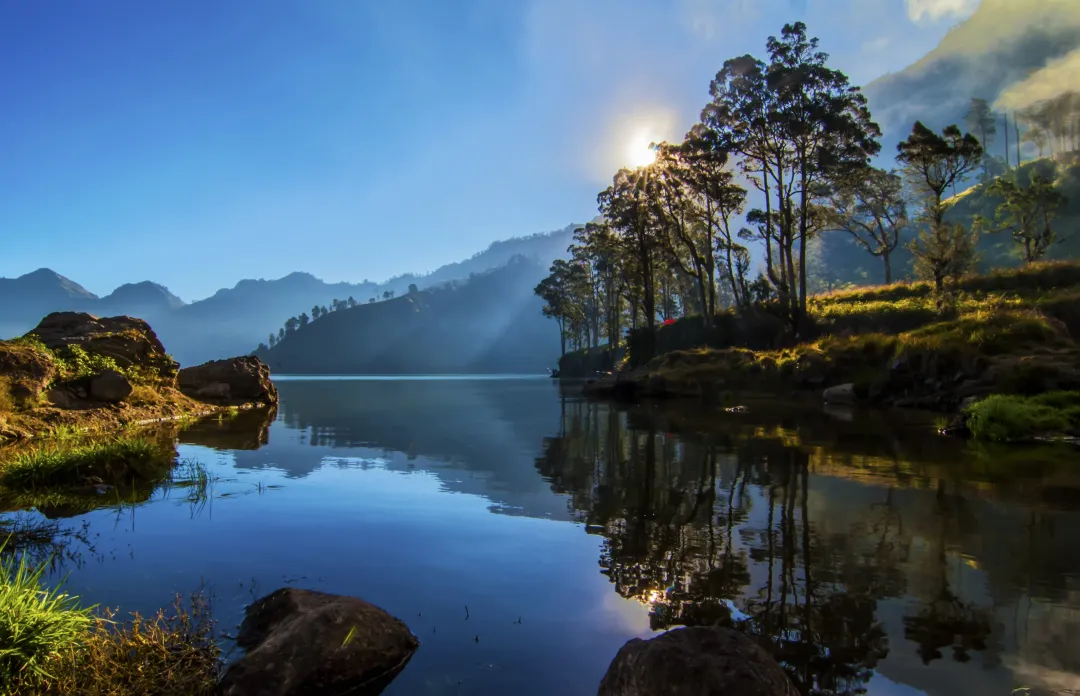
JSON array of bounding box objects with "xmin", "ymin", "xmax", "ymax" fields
[{"xmin": 663, "ymin": 318, "xmax": 676, "ymax": 325}]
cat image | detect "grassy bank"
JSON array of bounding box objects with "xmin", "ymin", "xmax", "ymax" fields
[
  {"xmin": 1, "ymin": 552, "xmax": 218, "ymax": 695},
  {"xmin": 964, "ymin": 392, "xmax": 1080, "ymax": 443},
  {"xmin": 584, "ymin": 262, "xmax": 1080, "ymax": 414},
  {"xmin": 0, "ymin": 438, "xmax": 163, "ymax": 490}
]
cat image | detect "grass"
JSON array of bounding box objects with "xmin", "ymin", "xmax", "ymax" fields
[
  {"xmin": 1, "ymin": 551, "xmax": 220, "ymax": 695},
  {"xmin": 965, "ymin": 392, "xmax": 1080, "ymax": 442},
  {"xmin": 0, "ymin": 437, "xmax": 163, "ymax": 490},
  {"xmin": 0, "ymin": 549, "xmax": 92, "ymax": 690}
]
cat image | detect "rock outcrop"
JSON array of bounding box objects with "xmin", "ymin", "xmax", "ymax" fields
[
  {"xmin": 89, "ymin": 369, "xmax": 133, "ymax": 403},
  {"xmin": 178, "ymin": 356, "xmax": 277, "ymax": 406},
  {"xmin": 597, "ymin": 627, "xmax": 798, "ymax": 696},
  {"xmin": 218, "ymin": 588, "xmax": 418, "ymax": 696},
  {"xmin": 29, "ymin": 312, "xmax": 179, "ymax": 384},
  {"xmin": 0, "ymin": 340, "xmax": 56, "ymax": 405}
]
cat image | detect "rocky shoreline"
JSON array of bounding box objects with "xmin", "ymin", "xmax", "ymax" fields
[{"xmin": 0, "ymin": 312, "xmax": 278, "ymax": 444}]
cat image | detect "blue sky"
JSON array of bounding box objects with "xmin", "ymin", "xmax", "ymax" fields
[{"xmin": 0, "ymin": 0, "xmax": 979, "ymax": 301}]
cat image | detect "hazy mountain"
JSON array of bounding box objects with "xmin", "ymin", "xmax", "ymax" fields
[
  {"xmin": 864, "ymin": 0, "xmax": 1080, "ymax": 151},
  {"xmin": 253, "ymin": 255, "xmax": 561, "ymax": 375},
  {"xmin": 0, "ymin": 225, "xmax": 578, "ymax": 366}
]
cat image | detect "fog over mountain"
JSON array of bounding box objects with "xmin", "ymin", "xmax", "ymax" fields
[{"xmin": 864, "ymin": 0, "xmax": 1080, "ymax": 150}]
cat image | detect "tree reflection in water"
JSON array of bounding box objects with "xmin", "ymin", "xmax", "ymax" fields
[{"xmin": 534, "ymin": 397, "xmax": 1046, "ymax": 696}]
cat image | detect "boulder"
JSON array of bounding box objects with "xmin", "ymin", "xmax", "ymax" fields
[
  {"xmin": 28, "ymin": 312, "xmax": 178, "ymax": 383},
  {"xmin": 822, "ymin": 383, "xmax": 857, "ymax": 406},
  {"xmin": 597, "ymin": 627, "xmax": 799, "ymax": 696},
  {"xmin": 218, "ymin": 588, "xmax": 418, "ymax": 696},
  {"xmin": 0, "ymin": 340, "xmax": 58, "ymax": 405},
  {"xmin": 178, "ymin": 356, "xmax": 277, "ymax": 406},
  {"xmin": 89, "ymin": 369, "xmax": 133, "ymax": 403}
]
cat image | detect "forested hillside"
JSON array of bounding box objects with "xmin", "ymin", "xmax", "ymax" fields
[{"xmin": 253, "ymin": 256, "xmax": 560, "ymax": 374}]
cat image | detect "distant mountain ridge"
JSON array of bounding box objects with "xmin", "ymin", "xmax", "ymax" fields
[{"xmin": 0, "ymin": 224, "xmax": 579, "ymax": 365}]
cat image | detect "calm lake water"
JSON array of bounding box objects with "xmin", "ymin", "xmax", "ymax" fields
[{"xmin": 5, "ymin": 376, "xmax": 1080, "ymax": 695}]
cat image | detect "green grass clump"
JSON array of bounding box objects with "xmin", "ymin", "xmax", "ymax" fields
[
  {"xmin": 1, "ymin": 551, "xmax": 219, "ymax": 695},
  {"xmin": 0, "ymin": 438, "xmax": 162, "ymax": 490},
  {"xmin": 965, "ymin": 391, "xmax": 1080, "ymax": 442},
  {"xmin": 0, "ymin": 551, "xmax": 92, "ymax": 690}
]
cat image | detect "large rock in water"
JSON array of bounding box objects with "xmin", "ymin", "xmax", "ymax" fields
[
  {"xmin": 218, "ymin": 588, "xmax": 418, "ymax": 696},
  {"xmin": 29, "ymin": 312, "xmax": 178, "ymax": 383},
  {"xmin": 178, "ymin": 356, "xmax": 277, "ymax": 405},
  {"xmin": 597, "ymin": 627, "xmax": 798, "ymax": 696}
]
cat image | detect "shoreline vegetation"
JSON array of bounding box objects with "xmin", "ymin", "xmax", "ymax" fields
[
  {"xmin": 0, "ymin": 550, "xmax": 220, "ymax": 695},
  {"xmin": 0, "ymin": 312, "xmax": 278, "ymax": 446},
  {"xmin": 529, "ymin": 22, "xmax": 1078, "ymax": 448},
  {"xmin": 0, "ymin": 434, "xmax": 222, "ymax": 695},
  {"xmin": 571, "ymin": 261, "xmax": 1080, "ymax": 443}
]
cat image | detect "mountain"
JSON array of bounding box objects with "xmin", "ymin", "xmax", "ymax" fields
[
  {"xmin": 253, "ymin": 255, "xmax": 561, "ymax": 375},
  {"xmin": 0, "ymin": 225, "xmax": 578, "ymax": 366},
  {"xmin": 864, "ymin": 0, "xmax": 1080, "ymax": 151}
]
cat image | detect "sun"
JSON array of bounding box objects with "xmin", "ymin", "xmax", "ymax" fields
[{"xmin": 625, "ymin": 132, "xmax": 657, "ymax": 168}]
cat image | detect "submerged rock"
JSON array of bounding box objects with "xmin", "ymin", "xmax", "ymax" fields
[
  {"xmin": 218, "ymin": 588, "xmax": 418, "ymax": 696},
  {"xmin": 822, "ymin": 383, "xmax": 857, "ymax": 406},
  {"xmin": 178, "ymin": 356, "xmax": 278, "ymax": 406},
  {"xmin": 597, "ymin": 627, "xmax": 798, "ymax": 696}
]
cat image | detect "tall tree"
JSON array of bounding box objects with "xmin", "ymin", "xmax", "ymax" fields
[
  {"xmin": 896, "ymin": 122, "xmax": 983, "ymax": 293},
  {"xmin": 964, "ymin": 98, "xmax": 997, "ymax": 179},
  {"xmin": 599, "ymin": 168, "xmax": 665, "ymax": 339},
  {"xmin": 311, "ymin": 305, "xmax": 322, "ymax": 320},
  {"xmin": 701, "ymin": 23, "xmax": 879, "ymax": 335},
  {"xmin": 680, "ymin": 127, "xmax": 750, "ymax": 311},
  {"xmin": 985, "ymin": 173, "xmax": 1067, "ymax": 263},
  {"xmin": 298, "ymin": 312, "xmax": 309, "ymax": 327},
  {"xmin": 822, "ymin": 168, "xmax": 909, "ymax": 284}
]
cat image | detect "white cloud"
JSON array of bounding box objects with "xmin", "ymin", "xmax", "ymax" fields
[{"xmin": 905, "ymin": 0, "xmax": 980, "ymax": 23}]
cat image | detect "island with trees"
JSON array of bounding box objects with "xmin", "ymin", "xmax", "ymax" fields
[{"xmin": 535, "ymin": 22, "xmax": 1080, "ymax": 443}]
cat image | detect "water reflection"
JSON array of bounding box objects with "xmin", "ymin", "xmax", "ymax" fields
[
  {"xmin": 2, "ymin": 379, "xmax": 1079, "ymax": 696},
  {"xmin": 535, "ymin": 397, "xmax": 1080, "ymax": 696}
]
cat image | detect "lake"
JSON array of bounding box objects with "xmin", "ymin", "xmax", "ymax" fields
[{"xmin": 4, "ymin": 376, "xmax": 1080, "ymax": 695}]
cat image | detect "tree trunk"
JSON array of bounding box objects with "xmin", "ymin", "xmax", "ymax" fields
[
  {"xmin": 1004, "ymin": 113, "xmax": 1010, "ymax": 170},
  {"xmin": 883, "ymin": 251, "xmax": 893, "ymax": 285}
]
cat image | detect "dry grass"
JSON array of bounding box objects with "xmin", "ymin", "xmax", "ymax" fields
[{"xmin": 9, "ymin": 594, "xmax": 220, "ymax": 696}]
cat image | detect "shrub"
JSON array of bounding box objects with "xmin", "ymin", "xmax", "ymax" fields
[{"xmin": 964, "ymin": 392, "xmax": 1079, "ymax": 442}]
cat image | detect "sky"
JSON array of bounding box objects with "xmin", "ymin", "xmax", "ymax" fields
[{"xmin": 0, "ymin": 0, "xmax": 981, "ymax": 301}]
